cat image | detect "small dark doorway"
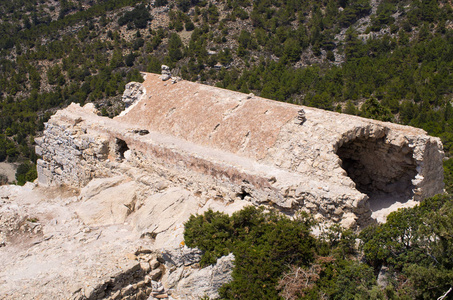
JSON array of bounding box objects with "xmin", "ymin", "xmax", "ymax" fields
[{"xmin": 115, "ymin": 138, "xmax": 129, "ymax": 160}]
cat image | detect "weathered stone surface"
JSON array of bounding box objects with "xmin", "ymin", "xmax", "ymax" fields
[
  {"xmin": 140, "ymin": 261, "xmax": 151, "ymax": 273},
  {"xmin": 132, "ymin": 188, "xmax": 199, "ymax": 248},
  {"xmin": 161, "ymin": 246, "xmax": 203, "ymax": 267},
  {"xmin": 122, "ymin": 81, "xmax": 146, "ymax": 110},
  {"xmin": 76, "ymin": 179, "xmax": 139, "ymax": 225},
  {"xmin": 36, "ymin": 72, "xmax": 444, "ymax": 226},
  {"xmin": 0, "ymin": 173, "xmax": 246, "ymax": 299},
  {"xmin": 0, "ymin": 184, "xmax": 148, "ymax": 300},
  {"xmin": 149, "ymin": 268, "xmax": 162, "ymax": 280},
  {"xmin": 165, "ymin": 253, "xmax": 235, "ymax": 299},
  {"xmin": 149, "ymin": 258, "xmax": 160, "ymax": 270}
]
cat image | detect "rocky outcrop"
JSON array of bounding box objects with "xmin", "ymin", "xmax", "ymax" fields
[
  {"xmin": 161, "ymin": 247, "xmax": 234, "ymax": 299},
  {"xmin": 36, "ymin": 72, "xmax": 444, "ymax": 226},
  {"xmin": 0, "ymin": 173, "xmax": 242, "ymax": 299},
  {"xmin": 122, "ymin": 82, "xmax": 146, "ymax": 109}
]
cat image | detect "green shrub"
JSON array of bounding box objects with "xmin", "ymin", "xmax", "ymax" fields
[
  {"xmin": 360, "ymin": 194, "xmax": 453, "ymax": 299},
  {"xmin": 185, "ymin": 207, "xmax": 316, "ymax": 299},
  {"xmin": 118, "ymin": 4, "xmax": 152, "ymax": 29},
  {"xmin": 15, "ymin": 162, "xmax": 37, "ymax": 185},
  {"xmin": 184, "ymin": 195, "xmax": 453, "ymax": 299}
]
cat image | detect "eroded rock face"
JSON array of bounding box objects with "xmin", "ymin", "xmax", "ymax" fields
[
  {"xmin": 0, "ymin": 174, "xmax": 243, "ymax": 299},
  {"xmin": 162, "ymin": 248, "xmax": 235, "ymax": 300},
  {"xmin": 36, "ymin": 72, "xmax": 444, "ymax": 227},
  {"xmin": 122, "ymin": 82, "xmax": 146, "ymax": 109}
]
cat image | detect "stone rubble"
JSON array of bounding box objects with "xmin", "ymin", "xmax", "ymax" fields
[
  {"xmin": 122, "ymin": 82, "xmax": 145, "ymax": 109},
  {"xmin": 160, "ymin": 65, "xmax": 171, "ymax": 81},
  {"xmin": 296, "ymin": 108, "xmax": 306, "ymax": 125}
]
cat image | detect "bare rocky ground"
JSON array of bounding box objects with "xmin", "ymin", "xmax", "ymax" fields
[
  {"xmin": 0, "ymin": 171, "xmax": 414, "ymax": 299},
  {"xmin": 0, "ymin": 182, "xmax": 145, "ymax": 299},
  {"xmin": 0, "ymin": 167, "xmax": 247, "ymax": 299},
  {"xmin": 369, "ymin": 193, "xmax": 418, "ymax": 223}
]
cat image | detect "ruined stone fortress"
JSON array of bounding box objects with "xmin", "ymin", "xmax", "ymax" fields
[
  {"xmin": 36, "ymin": 72, "xmax": 445, "ymax": 227},
  {"xmin": 1, "ymin": 71, "xmax": 446, "ymax": 300}
]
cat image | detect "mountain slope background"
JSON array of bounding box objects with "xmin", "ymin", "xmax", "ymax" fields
[{"xmin": 1, "ymin": 0, "xmax": 453, "ymax": 187}]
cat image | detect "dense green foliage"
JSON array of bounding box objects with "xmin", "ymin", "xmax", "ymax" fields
[
  {"xmin": 0, "ymin": 0, "xmax": 145, "ymax": 177},
  {"xmin": 360, "ymin": 194, "xmax": 453, "ymax": 299},
  {"xmin": 184, "ymin": 207, "xmax": 371, "ymax": 299},
  {"xmin": 118, "ymin": 4, "xmax": 152, "ymax": 29},
  {"xmin": 15, "ymin": 161, "xmax": 37, "ymax": 186},
  {"xmin": 444, "ymin": 159, "xmax": 453, "ymax": 194},
  {"xmin": 185, "ymin": 207, "xmax": 315, "ymax": 298},
  {"xmin": 185, "ymin": 196, "xmax": 453, "ymax": 299}
]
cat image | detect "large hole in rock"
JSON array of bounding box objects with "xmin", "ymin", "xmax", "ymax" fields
[
  {"xmin": 115, "ymin": 138, "xmax": 129, "ymax": 160},
  {"xmin": 336, "ymin": 136, "xmax": 417, "ymax": 220}
]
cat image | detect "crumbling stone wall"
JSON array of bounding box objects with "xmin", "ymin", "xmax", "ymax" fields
[
  {"xmin": 35, "ymin": 104, "xmax": 112, "ymax": 187},
  {"xmin": 36, "ymin": 73, "xmax": 445, "ymax": 227},
  {"xmin": 333, "ymin": 126, "xmax": 445, "ymax": 203}
]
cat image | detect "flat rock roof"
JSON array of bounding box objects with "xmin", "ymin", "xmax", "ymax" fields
[{"xmin": 36, "ymin": 72, "xmax": 445, "ymax": 226}]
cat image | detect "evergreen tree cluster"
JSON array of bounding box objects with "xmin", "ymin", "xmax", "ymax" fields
[{"xmin": 184, "ymin": 195, "xmax": 453, "ymax": 299}]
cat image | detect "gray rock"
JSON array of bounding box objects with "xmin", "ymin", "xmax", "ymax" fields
[
  {"xmin": 122, "ymin": 82, "xmax": 145, "ymax": 108},
  {"xmin": 172, "ymin": 253, "xmax": 235, "ymax": 299},
  {"xmin": 162, "ymin": 246, "xmax": 202, "ymax": 267},
  {"xmin": 160, "ymin": 74, "xmax": 171, "ymax": 81},
  {"xmin": 377, "ymin": 266, "xmax": 389, "ymax": 288}
]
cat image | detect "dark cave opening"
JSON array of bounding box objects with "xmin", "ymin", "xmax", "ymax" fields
[
  {"xmin": 237, "ymin": 188, "xmax": 251, "ymax": 200},
  {"xmin": 115, "ymin": 138, "xmax": 129, "ymax": 160},
  {"xmin": 336, "ymin": 137, "xmax": 417, "ymax": 212}
]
